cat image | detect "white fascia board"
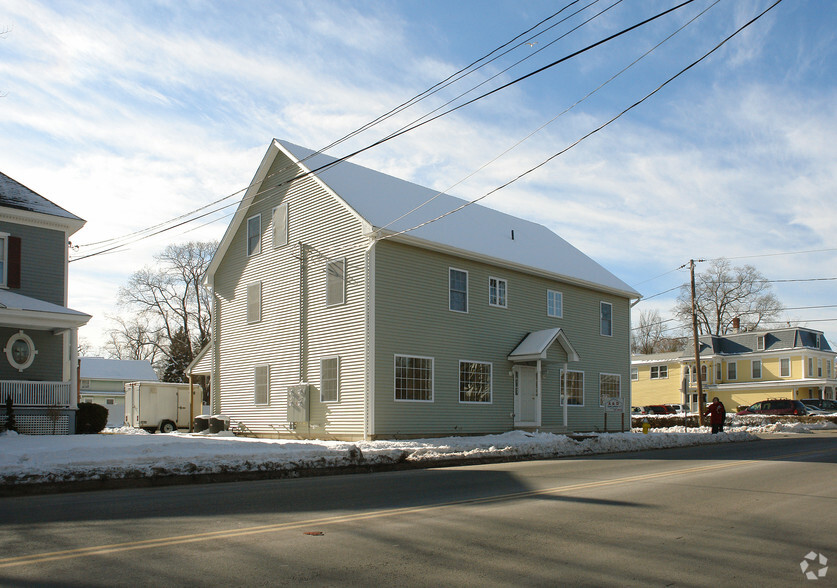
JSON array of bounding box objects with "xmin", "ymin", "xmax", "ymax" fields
[
  {"xmin": 1, "ymin": 205, "xmax": 86, "ymax": 236},
  {"xmin": 0, "ymin": 308, "xmax": 91, "ymax": 330},
  {"xmin": 372, "ymin": 230, "xmax": 639, "ymax": 300},
  {"xmin": 709, "ymin": 379, "xmax": 829, "ymax": 391}
]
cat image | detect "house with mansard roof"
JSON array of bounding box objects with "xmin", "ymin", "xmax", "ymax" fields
[
  {"xmin": 0, "ymin": 172, "xmax": 91, "ymax": 434},
  {"xmin": 202, "ymin": 139, "xmax": 639, "ymax": 440},
  {"xmin": 631, "ymin": 327, "xmax": 837, "ymax": 412}
]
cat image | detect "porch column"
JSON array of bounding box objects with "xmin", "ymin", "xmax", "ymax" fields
[
  {"xmin": 69, "ymin": 328, "xmax": 79, "ymax": 410},
  {"xmin": 562, "ymin": 362, "xmax": 568, "ymax": 429}
]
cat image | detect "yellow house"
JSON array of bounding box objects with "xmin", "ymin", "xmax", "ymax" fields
[{"xmin": 631, "ymin": 327, "xmax": 837, "ymax": 411}]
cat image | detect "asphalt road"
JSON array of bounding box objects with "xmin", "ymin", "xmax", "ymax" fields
[{"xmin": 0, "ymin": 432, "xmax": 835, "ymax": 587}]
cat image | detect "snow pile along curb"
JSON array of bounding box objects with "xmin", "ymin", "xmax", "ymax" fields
[{"xmin": 0, "ymin": 429, "xmax": 758, "ymax": 487}]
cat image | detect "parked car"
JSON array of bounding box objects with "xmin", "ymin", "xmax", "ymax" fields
[
  {"xmin": 646, "ymin": 404, "xmax": 675, "ymax": 415},
  {"xmin": 736, "ymin": 399, "xmax": 809, "ymax": 416},
  {"xmin": 631, "ymin": 406, "xmax": 648, "ymax": 415},
  {"xmin": 800, "ymin": 399, "xmax": 837, "ymax": 414},
  {"xmin": 665, "ymin": 403, "xmax": 690, "ymax": 414}
]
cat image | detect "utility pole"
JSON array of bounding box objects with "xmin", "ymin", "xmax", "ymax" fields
[{"xmin": 690, "ymin": 259, "xmax": 706, "ymax": 426}]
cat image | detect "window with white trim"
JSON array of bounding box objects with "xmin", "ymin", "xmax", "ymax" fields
[
  {"xmin": 394, "ymin": 355, "xmax": 434, "ymax": 401},
  {"xmin": 818, "ymin": 359, "xmax": 823, "ymax": 377},
  {"xmin": 808, "ymin": 357, "xmax": 814, "ymax": 377},
  {"xmin": 320, "ymin": 357, "xmax": 339, "ymax": 403},
  {"xmin": 273, "ymin": 203, "xmax": 288, "ymax": 248},
  {"xmin": 752, "ymin": 359, "xmax": 762, "ymax": 379},
  {"xmin": 727, "ymin": 361, "xmax": 737, "ymax": 380},
  {"xmin": 630, "ymin": 367, "xmax": 638, "ymax": 381},
  {"xmin": 716, "ymin": 362, "xmax": 722, "ymax": 381},
  {"xmin": 780, "ymin": 357, "xmax": 790, "ymax": 378},
  {"xmin": 246, "ymin": 214, "xmax": 261, "ymax": 256},
  {"xmin": 488, "ymin": 277, "xmax": 507, "ymax": 308},
  {"xmin": 600, "ymin": 302, "xmax": 612, "ymax": 337},
  {"xmin": 700, "ymin": 364, "xmax": 707, "ymax": 382},
  {"xmin": 246, "ymin": 282, "xmax": 261, "ymax": 323},
  {"xmin": 5, "ymin": 331, "xmax": 37, "ymax": 372},
  {"xmin": 547, "ymin": 290, "xmax": 563, "ymax": 318},
  {"xmin": 449, "ymin": 268, "xmax": 468, "ymax": 313},
  {"xmin": 326, "ymin": 258, "xmax": 346, "ymax": 306},
  {"xmin": 459, "ymin": 361, "xmax": 492, "ymax": 403},
  {"xmin": 561, "ymin": 369, "xmax": 584, "ymax": 406},
  {"xmin": 756, "ymin": 335, "xmax": 765, "ymax": 351},
  {"xmin": 0, "ymin": 233, "xmax": 7, "ymax": 288},
  {"xmin": 599, "ymin": 373, "xmax": 620, "ymax": 406},
  {"xmin": 650, "ymin": 365, "xmax": 668, "ymax": 380},
  {"xmin": 827, "ymin": 360, "xmax": 832, "ymax": 378},
  {"xmin": 254, "ymin": 365, "xmax": 269, "ymax": 405},
  {"xmin": 81, "ymin": 379, "xmax": 91, "ymax": 390}
]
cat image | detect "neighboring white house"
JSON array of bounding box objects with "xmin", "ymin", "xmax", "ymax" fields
[
  {"xmin": 79, "ymin": 357, "xmax": 158, "ymax": 427},
  {"xmin": 203, "ymin": 139, "xmax": 639, "ymax": 440}
]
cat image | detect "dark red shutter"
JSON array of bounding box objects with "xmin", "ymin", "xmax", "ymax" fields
[{"xmin": 7, "ymin": 236, "xmax": 21, "ymax": 289}]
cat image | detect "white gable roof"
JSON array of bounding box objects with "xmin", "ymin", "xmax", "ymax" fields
[
  {"xmin": 508, "ymin": 328, "xmax": 580, "ymax": 362},
  {"xmin": 80, "ymin": 358, "xmax": 158, "ymax": 381},
  {"xmin": 209, "ymin": 139, "xmax": 639, "ymax": 298},
  {"xmin": 0, "ymin": 289, "xmax": 91, "ymax": 329}
]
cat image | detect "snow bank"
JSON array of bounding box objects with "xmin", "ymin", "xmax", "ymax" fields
[{"xmin": 0, "ymin": 427, "xmax": 760, "ymax": 487}]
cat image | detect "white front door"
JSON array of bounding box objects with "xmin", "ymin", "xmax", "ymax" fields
[{"xmin": 515, "ymin": 366, "xmax": 540, "ymax": 427}]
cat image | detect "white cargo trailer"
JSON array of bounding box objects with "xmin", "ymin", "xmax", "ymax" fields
[{"xmin": 124, "ymin": 381, "xmax": 202, "ymax": 433}]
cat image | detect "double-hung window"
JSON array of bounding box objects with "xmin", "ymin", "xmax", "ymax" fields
[
  {"xmin": 630, "ymin": 367, "xmax": 638, "ymax": 381},
  {"xmin": 600, "ymin": 302, "xmax": 612, "ymax": 336},
  {"xmin": 650, "ymin": 365, "xmax": 668, "ymax": 380},
  {"xmin": 394, "ymin": 355, "xmax": 434, "ymax": 401},
  {"xmin": 488, "ymin": 277, "xmax": 507, "ymax": 308},
  {"xmin": 561, "ymin": 370, "xmax": 584, "ymax": 406},
  {"xmin": 727, "ymin": 361, "xmax": 737, "ymax": 380},
  {"xmin": 752, "ymin": 359, "xmax": 762, "ymax": 379},
  {"xmin": 326, "ymin": 258, "xmax": 346, "ymax": 306},
  {"xmin": 780, "ymin": 357, "xmax": 791, "ymax": 378},
  {"xmin": 449, "ymin": 268, "xmax": 468, "ymax": 313},
  {"xmin": 459, "ymin": 361, "xmax": 492, "ymax": 403},
  {"xmin": 247, "ymin": 214, "xmax": 261, "ymax": 256},
  {"xmin": 320, "ymin": 357, "xmax": 339, "ymax": 402},
  {"xmin": 599, "ymin": 373, "xmax": 620, "ymax": 406},
  {"xmin": 547, "ymin": 290, "xmax": 563, "ymax": 318}
]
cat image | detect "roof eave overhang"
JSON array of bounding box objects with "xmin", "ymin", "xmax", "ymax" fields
[
  {"xmin": 372, "ymin": 229, "xmax": 639, "ymax": 300},
  {"xmin": 0, "ymin": 205, "xmax": 86, "ymax": 236},
  {"xmin": 0, "ymin": 308, "xmax": 92, "ymax": 330}
]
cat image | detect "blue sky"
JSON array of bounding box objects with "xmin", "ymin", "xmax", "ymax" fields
[{"xmin": 2, "ymin": 0, "xmax": 836, "ymax": 348}]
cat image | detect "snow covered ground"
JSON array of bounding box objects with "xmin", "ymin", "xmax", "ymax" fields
[{"xmin": 1, "ymin": 419, "xmax": 834, "ymax": 487}]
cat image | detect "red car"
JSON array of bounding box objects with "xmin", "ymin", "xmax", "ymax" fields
[{"xmin": 736, "ymin": 399, "xmax": 808, "ymax": 416}]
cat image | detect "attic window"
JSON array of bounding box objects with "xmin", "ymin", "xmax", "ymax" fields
[
  {"xmin": 247, "ymin": 214, "xmax": 261, "ymax": 256},
  {"xmin": 756, "ymin": 335, "xmax": 765, "ymax": 351},
  {"xmin": 273, "ymin": 203, "xmax": 288, "ymax": 248},
  {"xmin": 326, "ymin": 259, "xmax": 345, "ymax": 306}
]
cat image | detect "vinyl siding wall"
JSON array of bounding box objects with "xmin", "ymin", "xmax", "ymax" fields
[
  {"xmin": 213, "ymin": 153, "xmax": 368, "ymax": 438},
  {"xmin": 0, "ymin": 325, "xmax": 64, "ymax": 381},
  {"xmin": 0, "ymin": 219, "xmax": 66, "ymax": 305},
  {"xmin": 372, "ymin": 240, "xmax": 631, "ymax": 437}
]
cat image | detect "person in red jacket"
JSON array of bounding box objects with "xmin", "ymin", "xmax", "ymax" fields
[{"xmin": 704, "ymin": 397, "xmax": 726, "ymax": 434}]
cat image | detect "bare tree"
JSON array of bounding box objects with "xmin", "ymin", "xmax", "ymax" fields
[
  {"xmin": 674, "ymin": 258, "xmax": 782, "ymax": 335},
  {"xmin": 632, "ymin": 309, "xmax": 686, "ymax": 354},
  {"xmin": 116, "ymin": 241, "xmax": 216, "ymax": 377},
  {"xmin": 103, "ymin": 314, "xmax": 163, "ymax": 365}
]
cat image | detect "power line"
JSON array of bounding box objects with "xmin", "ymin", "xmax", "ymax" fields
[{"xmin": 378, "ymin": 0, "xmax": 778, "ymax": 242}]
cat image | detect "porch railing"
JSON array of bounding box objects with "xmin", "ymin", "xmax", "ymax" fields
[{"xmin": 0, "ymin": 380, "xmax": 72, "ymax": 407}]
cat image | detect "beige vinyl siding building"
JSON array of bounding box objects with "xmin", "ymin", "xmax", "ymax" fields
[{"xmin": 205, "ymin": 139, "xmax": 639, "ymax": 440}]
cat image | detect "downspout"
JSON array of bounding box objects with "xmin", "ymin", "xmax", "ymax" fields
[
  {"xmin": 536, "ymin": 359, "xmax": 542, "ymax": 426},
  {"xmin": 562, "ymin": 361, "xmax": 568, "ymax": 430},
  {"xmin": 211, "ymin": 283, "xmax": 220, "ymax": 415},
  {"xmin": 298, "ymin": 242, "xmax": 305, "ymax": 383}
]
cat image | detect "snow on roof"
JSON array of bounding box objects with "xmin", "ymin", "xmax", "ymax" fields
[
  {"xmin": 0, "ymin": 289, "xmax": 90, "ymax": 320},
  {"xmin": 0, "ymin": 171, "xmax": 83, "ymax": 221},
  {"xmin": 80, "ymin": 357, "xmax": 159, "ymax": 381},
  {"xmin": 277, "ymin": 140, "xmax": 639, "ymax": 298}
]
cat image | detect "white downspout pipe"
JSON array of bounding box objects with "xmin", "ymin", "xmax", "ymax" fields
[{"xmin": 563, "ymin": 362, "xmax": 568, "ymax": 430}]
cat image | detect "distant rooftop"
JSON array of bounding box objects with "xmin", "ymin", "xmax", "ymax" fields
[{"xmin": 80, "ymin": 357, "xmax": 159, "ymax": 381}]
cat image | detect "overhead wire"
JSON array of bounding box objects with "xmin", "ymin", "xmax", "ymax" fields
[{"xmin": 377, "ymin": 0, "xmax": 779, "ymax": 242}]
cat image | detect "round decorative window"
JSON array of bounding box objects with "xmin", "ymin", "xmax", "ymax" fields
[{"xmin": 5, "ymin": 331, "xmax": 37, "ymax": 372}]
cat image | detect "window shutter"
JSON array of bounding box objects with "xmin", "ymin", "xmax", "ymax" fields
[
  {"xmin": 254, "ymin": 365, "xmax": 269, "ymax": 404},
  {"xmin": 273, "ymin": 203, "xmax": 288, "ymax": 248},
  {"xmin": 247, "ymin": 282, "xmax": 261, "ymax": 323},
  {"xmin": 8, "ymin": 236, "xmax": 21, "ymax": 289}
]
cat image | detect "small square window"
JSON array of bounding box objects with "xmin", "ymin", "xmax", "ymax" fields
[
  {"xmin": 395, "ymin": 355, "xmax": 434, "ymax": 402},
  {"xmin": 247, "ymin": 214, "xmax": 261, "ymax": 256},
  {"xmin": 547, "ymin": 290, "xmax": 563, "ymax": 318},
  {"xmin": 488, "ymin": 277, "xmax": 507, "ymax": 308}
]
